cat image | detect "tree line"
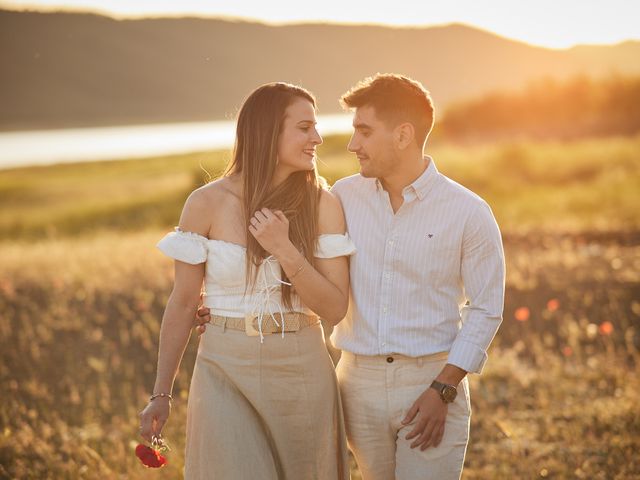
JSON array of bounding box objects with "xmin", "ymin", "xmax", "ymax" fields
[{"xmin": 437, "ymin": 75, "xmax": 640, "ymax": 142}]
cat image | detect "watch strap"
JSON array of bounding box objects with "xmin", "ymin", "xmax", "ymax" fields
[{"xmin": 429, "ymin": 380, "xmax": 457, "ymax": 403}]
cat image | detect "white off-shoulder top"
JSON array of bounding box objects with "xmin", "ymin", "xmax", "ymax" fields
[{"xmin": 157, "ymin": 227, "xmax": 356, "ymax": 329}]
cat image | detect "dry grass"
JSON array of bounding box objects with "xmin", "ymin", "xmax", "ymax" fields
[
  {"xmin": 1, "ymin": 134, "xmax": 639, "ymax": 478},
  {"xmin": 1, "ymin": 229, "xmax": 638, "ymax": 479},
  {"xmin": 1, "ymin": 135, "xmax": 639, "ymax": 240}
]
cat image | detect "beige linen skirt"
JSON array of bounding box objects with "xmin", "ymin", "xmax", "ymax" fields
[{"xmin": 184, "ymin": 319, "xmax": 350, "ymax": 480}]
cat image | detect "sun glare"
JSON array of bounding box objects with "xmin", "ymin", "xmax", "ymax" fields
[{"xmin": 2, "ymin": 0, "xmax": 638, "ymax": 48}]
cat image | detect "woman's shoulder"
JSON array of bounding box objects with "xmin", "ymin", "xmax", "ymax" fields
[
  {"xmin": 318, "ymin": 188, "xmax": 346, "ymax": 234},
  {"xmin": 179, "ymin": 176, "xmax": 241, "ymax": 233},
  {"xmin": 193, "ymin": 176, "xmax": 240, "ymax": 201},
  {"xmin": 183, "ymin": 176, "xmax": 240, "ymax": 212}
]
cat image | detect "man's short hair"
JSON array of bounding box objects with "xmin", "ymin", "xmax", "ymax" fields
[{"xmin": 340, "ymin": 73, "xmax": 435, "ymax": 148}]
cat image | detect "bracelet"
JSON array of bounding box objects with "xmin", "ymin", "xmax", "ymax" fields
[
  {"xmin": 149, "ymin": 392, "xmax": 173, "ymax": 402},
  {"xmin": 289, "ymin": 260, "xmax": 306, "ymax": 280}
]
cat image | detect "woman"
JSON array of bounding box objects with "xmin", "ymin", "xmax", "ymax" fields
[{"xmin": 138, "ymin": 82, "xmax": 355, "ymax": 479}]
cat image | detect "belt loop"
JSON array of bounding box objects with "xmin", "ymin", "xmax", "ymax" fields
[
  {"xmin": 417, "ymin": 356, "xmax": 424, "ymax": 367},
  {"xmin": 221, "ymin": 316, "xmax": 227, "ymax": 333}
]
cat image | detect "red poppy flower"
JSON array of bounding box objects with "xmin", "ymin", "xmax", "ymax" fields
[{"xmin": 135, "ymin": 444, "xmax": 167, "ymax": 468}]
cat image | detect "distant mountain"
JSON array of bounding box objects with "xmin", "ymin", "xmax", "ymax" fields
[{"xmin": 1, "ymin": 9, "xmax": 640, "ymax": 130}]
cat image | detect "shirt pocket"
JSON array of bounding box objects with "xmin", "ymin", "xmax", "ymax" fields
[{"xmin": 399, "ymin": 235, "xmax": 461, "ymax": 284}]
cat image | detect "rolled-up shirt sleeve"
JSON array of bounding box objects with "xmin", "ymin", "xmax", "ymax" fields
[{"xmin": 448, "ymin": 200, "xmax": 506, "ymax": 374}]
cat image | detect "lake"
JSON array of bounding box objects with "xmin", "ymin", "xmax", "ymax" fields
[{"xmin": 0, "ymin": 114, "xmax": 353, "ymax": 170}]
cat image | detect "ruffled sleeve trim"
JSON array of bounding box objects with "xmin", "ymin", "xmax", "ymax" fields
[
  {"xmin": 315, "ymin": 233, "xmax": 357, "ymax": 259},
  {"xmin": 156, "ymin": 227, "xmax": 209, "ymax": 265}
]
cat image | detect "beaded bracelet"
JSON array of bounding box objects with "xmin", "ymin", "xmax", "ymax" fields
[{"xmin": 149, "ymin": 392, "xmax": 173, "ymax": 402}]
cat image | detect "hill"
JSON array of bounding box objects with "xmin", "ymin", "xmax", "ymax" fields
[{"xmin": 2, "ymin": 9, "xmax": 640, "ymax": 130}]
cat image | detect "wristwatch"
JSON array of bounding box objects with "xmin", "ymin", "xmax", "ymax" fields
[{"xmin": 430, "ymin": 380, "xmax": 457, "ymax": 403}]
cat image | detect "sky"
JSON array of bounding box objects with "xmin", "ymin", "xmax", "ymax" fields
[{"xmin": 1, "ymin": 0, "xmax": 639, "ymax": 49}]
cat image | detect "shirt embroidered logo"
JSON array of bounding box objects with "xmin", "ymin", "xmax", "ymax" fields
[{"xmin": 427, "ymin": 234, "xmax": 434, "ymax": 238}]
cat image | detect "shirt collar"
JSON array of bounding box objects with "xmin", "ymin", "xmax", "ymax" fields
[{"xmin": 375, "ymin": 156, "xmax": 439, "ymax": 201}]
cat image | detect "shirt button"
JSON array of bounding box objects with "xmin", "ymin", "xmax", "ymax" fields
[
  {"xmin": 386, "ymin": 356, "xmax": 394, "ymax": 363},
  {"xmin": 388, "ymin": 240, "xmax": 394, "ymax": 246},
  {"xmin": 383, "ymin": 307, "xmax": 388, "ymax": 313}
]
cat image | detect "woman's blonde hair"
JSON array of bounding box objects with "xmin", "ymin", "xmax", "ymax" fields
[{"xmin": 225, "ymin": 82, "xmax": 324, "ymax": 309}]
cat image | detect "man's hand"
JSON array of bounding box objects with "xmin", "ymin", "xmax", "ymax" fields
[
  {"xmin": 401, "ymin": 388, "xmax": 448, "ymax": 450},
  {"xmin": 194, "ymin": 302, "xmax": 211, "ymax": 336}
]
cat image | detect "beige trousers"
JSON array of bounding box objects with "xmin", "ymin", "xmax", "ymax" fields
[
  {"xmin": 336, "ymin": 351, "xmax": 470, "ymax": 480},
  {"xmin": 185, "ymin": 321, "xmax": 350, "ymax": 480}
]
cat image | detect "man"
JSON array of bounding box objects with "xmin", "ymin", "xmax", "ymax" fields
[
  {"xmin": 197, "ymin": 73, "xmax": 505, "ymax": 479},
  {"xmin": 327, "ymin": 74, "xmax": 505, "ymax": 479}
]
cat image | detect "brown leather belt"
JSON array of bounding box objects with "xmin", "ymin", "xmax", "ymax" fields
[{"xmin": 209, "ymin": 312, "xmax": 319, "ymax": 336}]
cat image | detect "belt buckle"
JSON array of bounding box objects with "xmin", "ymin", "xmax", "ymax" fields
[
  {"xmin": 244, "ymin": 314, "xmax": 272, "ymax": 337},
  {"xmin": 244, "ymin": 314, "xmax": 260, "ymax": 336}
]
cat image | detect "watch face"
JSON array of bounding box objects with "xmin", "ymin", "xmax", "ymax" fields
[{"xmin": 442, "ymin": 385, "xmax": 457, "ymax": 403}]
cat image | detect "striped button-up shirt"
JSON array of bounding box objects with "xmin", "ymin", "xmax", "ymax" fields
[{"xmin": 330, "ymin": 157, "xmax": 505, "ymax": 374}]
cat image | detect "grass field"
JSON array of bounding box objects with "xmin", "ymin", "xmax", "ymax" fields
[
  {"xmin": 1, "ymin": 134, "xmax": 639, "ymax": 240},
  {"xmin": 1, "ymin": 134, "xmax": 639, "ymax": 478}
]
